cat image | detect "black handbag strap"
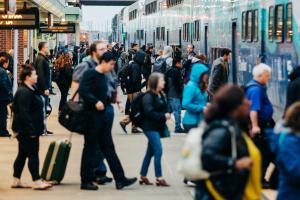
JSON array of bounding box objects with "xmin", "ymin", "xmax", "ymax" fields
[{"xmin": 71, "ymin": 90, "xmax": 79, "ymax": 101}]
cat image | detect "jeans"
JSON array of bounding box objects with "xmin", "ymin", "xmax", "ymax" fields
[
  {"xmin": 140, "ymin": 131, "xmax": 163, "ymax": 177},
  {"xmin": 0, "ymin": 102, "xmax": 8, "ymax": 134},
  {"xmin": 13, "ymin": 135, "xmax": 40, "ymax": 181},
  {"xmin": 81, "ymin": 105, "xmax": 125, "ymax": 183},
  {"xmin": 168, "ymin": 98, "xmax": 182, "ymax": 130}
]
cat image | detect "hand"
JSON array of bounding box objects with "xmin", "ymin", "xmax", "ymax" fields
[
  {"xmin": 251, "ymin": 126, "xmax": 261, "ymax": 137},
  {"xmin": 44, "ymin": 90, "xmax": 50, "ymax": 96},
  {"xmin": 95, "ymin": 101, "xmax": 105, "ymax": 111},
  {"xmin": 235, "ymin": 157, "xmax": 252, "ymax": 170},
  {"xmin": 117, "ymin": 102, "xmax": 124, "ymax": 113},
  {"xmin": 165, "ymin": 113, "xmax": 171, "ymax": 120}
]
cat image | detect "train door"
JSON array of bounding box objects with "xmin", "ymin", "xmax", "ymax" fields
[
  {"xmin": 167, "ymin": 30, "xmax": 169, "ymax": 45},
  {"xmin": 231, "ymin": 21, "xmax": 238, "ymax": 84},
  {"xmin": 153, "ymin": 31, "xmax": 156, "ymax": 48},
  {"xmin": 145, "ymin": 31, "xmax": 147, "ymax": 45},
  {"xmin": 179, "ymin": 29, "xmax": 182, "ymax": 47},
  {"xmin": 204, "ymin": 25, "xmax": 208, "ymax": 56}
]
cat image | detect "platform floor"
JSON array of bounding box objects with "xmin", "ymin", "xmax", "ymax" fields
[{"xmin": 0, "ymin": 87, "xmax": 194, "ymax": 200}]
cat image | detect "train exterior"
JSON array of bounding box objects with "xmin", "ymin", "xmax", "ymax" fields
[{"xmin": 117, "ymin": 0, "xmax": 300, "ymax": 119}]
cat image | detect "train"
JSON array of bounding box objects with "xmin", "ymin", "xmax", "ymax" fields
[{"xmin": 114, "ymin": 0, "xmax": 300, "ymax": 118}]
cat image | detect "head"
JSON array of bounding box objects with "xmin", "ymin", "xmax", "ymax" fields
[
  {"xmin": 147, "ymin": 45, "xmax": 154, "ymax": 54},
  {"xmin": 196, "ymin": 54, "xmax": 207, "ymax": 63},
  {"xmin": 98, "ymin": 51, "xmax": 116, "ymax": 73},
  {"xmin": 173, "ymin": 57, "xmax": 182, "ymax": 69},
  {"xmin": 205, "ymin": 85, "xmax": 250, "ymax": 125},
  {"xmin": 38, "ymin": 42, "xmax": 49, "ymax": 55},
  {"xmin": 107, "ymin": 43, "xmax": 113, "ymax": 51},
  {"xmin": 158, "ymin": 49, "xmax": 163, "ymax": 56},
  {"xmin": 285, "ymin": 102, "xmax": 300, "ymax": 133},
  {"xmin": 163, "ymin": 46, "xmax": 173, "ymax": 58},
  {"xmin": 221, "ymin": 48, "xmax": 231, "ymax": 62},
  {"xmin": 147, "ymin": 72, "xmax": 165, "ymax": 93},
  {"xmin": 189, "ymin": 63, "xmax": 209, "ymax": 84},
  {"xmin": 253, "ymin": 63, "xmax": 271, "ymax": 85},
  {"xmin": 141, "ymin": 45, "xmax": 146, "ymax": 52},
  {"xmin": 0, "ymin": 55, "xmax": 9, "ymax": 69},
  {"xmin": 131, "ymin": 43, "xmax": 139, "ymax": 50},
  {"xmin": 20, "ymin": 65, "xmax": 38, "ymax": 86},
  {"xmin": 90, "ymin": 41, "xmax": 107, "ymax": 61},
  {"xmin": 68, "ymin": 51, "xmax": 73, "ymax": 59},
  {"xmin": 187, "ymin": 44, "xmax": 194, "ymax": 54}
]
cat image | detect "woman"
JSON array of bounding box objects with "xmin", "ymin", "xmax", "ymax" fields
[
  {"xmin": 11, "ymin": 65, "xmax": 52, "ymax": 190},
  {"xmin": 139, "ymin": 73, "xmax": 171, "ymax": 186},
  {"xmin": 79, "ymin": 51, "xmax": 137, "ymax": 190},
  {"xmin": 270, "ymin": 102, "xmax": 300, "ymax": 200},
  {"xmin": 54, "ymin": 53, "xmax": 73, "ymax": 111},
  {"xmin": 0, "ymin": 55, "xmax": 12, "ymax": 137},
  {"xmin": 197, "ymin": 85, "xmax": 261, "ymax": 200},
  {"xmin": 182, "ymin": 63, "xmax": 209, "ymax": 132}
]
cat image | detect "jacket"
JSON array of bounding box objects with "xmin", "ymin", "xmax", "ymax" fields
[
  {"xmin": 142, "ymin": 50, "xmax": 153, "ymax": 81},
  {"xmin": 182, "ymin": 63, "xmax": 208, "ymax": 125},
  {"xmin": 127, "ymin": 51, "xmax": 145, "ymax": 94},
  {"xmin": 208, "ymin": 57, "xmax": 229, "ymax": 94},
  {"xmin": 285, "ymin": 67, "xmax": 300, "ymax": 111},
  {"xmin": 0, "ymin": 66, "xmax": 13, "ymax": 103},
  {"xmin": 34, "ymin": 53, "xmax": 50, "ymax": 93},
  {"xmin": 201, "ymin": 119, "xmax": 250, "ymax": 200},
  {"xmin": 12, "ymin": 85, "xmax": 45, "ymax": 137},
  {"xmin": 57, "ymin": 63, "xmax": 73, "ymax": 88},
  {"xmin": 142, "ymin": 91, "xmax": 168, "ymax": 133},
  {"xmin": 166, "ymin": 65, "xmax": 183, "ymax": 98},
  {"xmin": 269, "ymin": 123, "xmax": 300, "ymax": 200}
]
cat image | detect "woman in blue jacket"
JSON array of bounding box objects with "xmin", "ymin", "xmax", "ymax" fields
[
  {"xmin": 270, "ymin": 102, "xmax": 300, "ymax": 200},
  {"xmin": 182, "ymin": 63, "xmax": 209, "ymax": 132}
]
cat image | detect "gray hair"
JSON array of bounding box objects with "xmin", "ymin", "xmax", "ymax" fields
[
  {"xmin": 163, "ymin": 46, "xmax": 173, "ymax": 58},
  {"xmin": 252, "ymin": 63, "xmax": 271, "ymax": 77}
]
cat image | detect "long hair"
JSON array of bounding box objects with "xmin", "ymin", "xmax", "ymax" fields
[
  {"xmin": 205, "ymin": 84, "xmax": 245, "ymax": 123},
  {"xmin": 285, "ymin": 102, "xmax": 300, "ymax": 133},
  {"xmin": 147, "ymin": 72, "xmax": 165, "ymax": 94}
]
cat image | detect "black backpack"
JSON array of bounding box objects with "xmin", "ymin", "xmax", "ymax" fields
[
  {"xmin": 118, "ymin": 63, "xmax": 131, "ymax": 94},
  {"xmin": 130, "ymin": 92, "xmax": 147, "ymax": 127},
  {"xmin": 153, "ymin": 57, "xmax": 167, "ymax": 73}
]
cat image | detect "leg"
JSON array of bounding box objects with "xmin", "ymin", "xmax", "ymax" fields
[
  {"xmin": 145, "ymin": 131, "xmax": 163, "ymax": 177},
  {"xmin": 140, "ymin": 141, "xmax": 154, "ymax": 177},
  {"xmin": 27, "ymin": 137, "xmax": 40, "ymax": 181},
  {"xmin": 13, "ymin": 137, "xmax": 28, "ymax": 179},
  {"xmin": 93, "ymin": 145, "xmax": 107, "ymax": 177},
  {"xmin": 174, "ymin": 98, "xmax": 182, "ymax": 130}
]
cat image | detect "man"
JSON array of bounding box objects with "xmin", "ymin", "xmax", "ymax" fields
[
  {"xmin": 71, "ymin": 41, "xmax": 115, "ymax": 188},
  {"xmin": 245, "ymin": 63, "xmax": 275, "ymax": 188},
  {"xmin": 285, "ymin": 65, "xmax": 300, "ymax": 112},
  {"xmin": 208, "ymin": 48, "xmax": 231, "ymax": 97},
  {"xmin": 119, "ymin": 50, "xmax": 145, "ymax": 134},
  {"xmin": 166, "ymin": 57, "xmax": 185, "ymax": 133},
  {"xmin": 182, "ymin": 44, "xmax": 196, "ymax": 82},
  {"xmin": 34, "ymin": 42, "xmax": 53, "ymax": 135},
  {"xmin": 128, "ymin": 43, "xmax": 139, "ymax": 62},
  {"xmin": 142, "ymin": 45, "xmax": 155, "ymax": 87}
]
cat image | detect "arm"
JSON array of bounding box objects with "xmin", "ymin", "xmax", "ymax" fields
[
  {"xmin": 247, "ymin": 87, "xmax": 262, "ymax": 135},
  {"xmin": 78, "ymin": 71, "xmax": 99, "ymax": 105},
  {"xmin": 0, "ymin": 71, "xmax": 12, "ymax": 96},
  {"xmin": 142, "ymin": 93, "xmax": 166, "ymax": 121},
  {"xmin": 36, "ymin": 60, "xmax": 49, "ymax": 91},
  {"xmin": 182, "ymin": 86, "xmax": 205, "ymax": 113},
  {"xmin": 285, "ymin": 83, "xmax": 297, "ymax": 111},
  {"xmin": 208, "ymin": 64, "xmax": 223, "ymax": 94}
]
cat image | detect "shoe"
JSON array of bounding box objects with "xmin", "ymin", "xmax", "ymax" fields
[
  {"xmin": 156, "ymin": 178, "xmax": 170, "ymax": 187},
  {"xmin": 11, "ymin": 178, "xmax": 32, "ymax": 189},
  {"xmin": 46, "ymin": 130, "xmax": 54, "ymax": 135},
  {"xmin": 32, "ymin": 180, "xmax": 52, "ymax": 190},
  {"xmin": 95, "ymin": 176, "xmax": 113, "ymax": 185},
  {"xmin": 116, "ymin": 177, "xmax": 137, "ymax": 190},
  {"xmin": 50, "ymin": 92, "xmax": 56, "ymax": 95},
  {"xmin": 81, "ymin": 182, "xmax": 99, "ymax": 190},
  {"xmin": 139, "ymin": 177, "xmax": 153, "ymax": 185},
  {"xmin": 131, "ymin": 128, "xmax": 142, "ymax": 134},
  {"xmin": 175, "ymin": 128, "xmax": 186, "ymax": 133},
  {"xmin": 119, "ymin": 122, "xmax": 127, "ymax": 134}
]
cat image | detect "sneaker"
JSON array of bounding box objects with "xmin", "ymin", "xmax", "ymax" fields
[
  {"xmin": 95, "ymin": 176, "xmax": 113, "ymax": 185},
  {"xmin": 116, "ymin": 177, "xmax": 137, "ymax": 190},
  {"xmin": 46, "ymin": 130, "xmax": 54, "ymax": 135},
  {"xmin": 175, "ymin": 128, "xmax": 186, "ymax": 133},
  {"xmin": 132, "ymin": 128, "xmax": 142, "ymax": 134},
  {"xmin": 81, "ymin": 182, "xmax": 99, "ymax": 190},
  {"xmin": 32, "ymin": 180, "xmax": 52, "ymax": 190},
  {"xmin": 119, "ymin": 122, "xmax": 127, "ymax": 134}
]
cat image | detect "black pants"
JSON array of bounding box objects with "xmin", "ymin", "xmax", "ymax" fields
[
  {"xmin": 81, "ymin": 105, "xmax": 125, "ymax": 183},
  {"xmin": 0, "ymin": 102, "xmax": 8, "ymax": 134},
  {"xmin": 57, "ymin": 83, "xmax": 69, "ymax": 111},
  {"xmin": 13, "ymin": 135, "xmax": 40, "ymax": 181}
]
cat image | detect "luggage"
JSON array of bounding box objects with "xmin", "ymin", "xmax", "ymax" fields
[
  {"xmin": 130, "ymin": 92, "xmax": 146, "ymax": 127},
  {"xmin": 41, "ymin": 139, "xmax": 72, "ymax": 184}
]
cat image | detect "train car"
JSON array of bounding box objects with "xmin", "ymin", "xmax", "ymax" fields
[{"xmin": 118, "ymin": 0, "xmax": 300, "ymax": 118}]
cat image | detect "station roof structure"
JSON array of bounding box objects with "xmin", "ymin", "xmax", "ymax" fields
[{"xmin": 79, "ymin": 0, "xmax": 137, "ymax": 6}]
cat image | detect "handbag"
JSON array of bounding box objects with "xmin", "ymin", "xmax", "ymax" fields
[{"xmin": 58, "ymin": 91, "xmax": 89, "ymax": 134}]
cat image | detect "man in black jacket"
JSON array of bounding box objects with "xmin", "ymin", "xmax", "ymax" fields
[{"xmin": 285, "ymin": 65, "xmax": 300, "ymax": 111}]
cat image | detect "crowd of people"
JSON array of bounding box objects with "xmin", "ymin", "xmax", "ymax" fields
[{"xmin": 1, "ymin": 39, "xmax": 300, "ymax": 199}]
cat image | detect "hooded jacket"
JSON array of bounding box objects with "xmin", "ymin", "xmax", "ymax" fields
[
  {"xmin": 182, "ymin": 63, "xmax": 208, "ymax": 125},
  {"xmin": 127, "ymin": 50, "xmax": 145, "ymax": 94},
  {"xmin": 285, "ymin": 67, "xmax": 300, "ymax": 111}
]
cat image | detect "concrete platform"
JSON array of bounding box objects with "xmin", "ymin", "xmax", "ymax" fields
[{"xmin": 0, "ymin": 87, "xmax": 193, "ymax": 200}]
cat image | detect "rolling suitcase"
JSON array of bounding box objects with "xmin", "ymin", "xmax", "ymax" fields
[{"xmin": 41, "ymin": 138, "xmax": 72, "ymax": 184}]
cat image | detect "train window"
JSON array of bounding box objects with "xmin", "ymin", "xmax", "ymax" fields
[
  {"xmin": 275, "ymin": 4, "xmax": 284, "ymax": 43},
  {"xmin": 268, "ymin": 6, "xmax": 274, "ymax": 41},
  {"xmin": 246, "ymin": 11, "xmax": 253, "ymax": 42},
  {"xmin": 166, "ymin": 0, "xmax": 183, "ymax": 8},
  {"xmin": 145, "ymin": 1, "xmax": 157, "ymax": 15},
  {"xmin": 161, "ymin": 27, "xmax": 165, "ymax": 41},
  {"xmin": 242, "ymin": 12, "xmax": 246, "ymax": 41},
  {"xmin": 137, "ymin": 30, "xmax": 144, "ymax": 40},
  {"xmin": 156, "ymin": 27, "xmax": 160, "ymax": 40},
  {"xmin": 253, "ymin": 10, "xmax": 259, "ymax": 42},
  {"xmin": 194, "ymin": 20, "xmax": 200, "ymax": 41},
  {"xmin": 286, "ymin": 3, "xmax": 293, "ymax": 43},
  {"xmin": 183, "ymin": 23, "xmax": 189, "ymax": 41},
  {"xmin": 129, "ymin": 9, "xmax": 137, "ymax": 21}
]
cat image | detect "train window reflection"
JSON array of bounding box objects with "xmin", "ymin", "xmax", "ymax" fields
[
  {"xmin": 268, "ymin": 6, "xmax": 274, "ymax": 41},
  {"xmin": 161, "ymin": 27, "xmax": 165, "ymax": 41},
  {"xmin": 286, "ymin": 3, "xmax": 293, "ymax": 43},
  {"xmin": 247, "ymin": 11, "xmax": 252, "ymax": 42},
  {"xmin": 183, "ymin": 23, "xmax": 189, "ymax": 42},
  {"xmin": 275, "ymin": 4, "xmax": 284, "ymax": 43},
  {"xmin": 156, "ymin": 27, "xmax": 160, "ymax": 40},
  {"xmin": 242, "ymin": 12, "xmax": 246, "ymax": 41},
  {"xmin": 194, "ymin": 20, "xmax": 200, "ymax": 41},
  {"xmin": 253, "ymin": 10, "xmax": 258, "ymax": 42}
]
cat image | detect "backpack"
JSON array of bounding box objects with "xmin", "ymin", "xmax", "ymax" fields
[
  {"xmin": 152, "ymin": 57, "xmax": 167, "ymax": 73},
  {"xmin": 129, "ymin": 92, "xmax": 147, "ymax": 127},
  {"xmin": 177, "ymin": 121, "xmax": 237, "ymax": 181},
  {"xmin": 118, "ymin": 62, "xmax": 132, "ymax": 94}
]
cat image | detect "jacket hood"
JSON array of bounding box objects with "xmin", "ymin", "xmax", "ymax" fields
[
  {"xmin": 190, "ymin": 63, "xmax": 208, "ymax": 83},
  {"xmin": 289, "ymin": 67, "xmax": 300, "ymax": 81},
  {"xmin": 162, "ymin": 46, "xmax": 173, "ymax": 58},
  {"xmin": 134, "ymin": 50, "xmax": 146, "ymax": 65}
]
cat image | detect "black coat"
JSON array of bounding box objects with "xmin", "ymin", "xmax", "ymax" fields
[
  {"xmin": 57, "ymin": 64, "xmax": 73, "ymax": 88},
  {"xmin": 285, "ymin": 67, "xmax": 300, "ymax": 111},
  {"xmin": 12, "ymin": 85, "xmax": 45, "ymax": 137},
  {"xmin": 201, "ymin": 119, "xmax": 249, "ymax": 200},
  {"xmin": 142, "ymin": 92, "xmax": 168, "ymax": 133},
  {"xmin": 0, "ymin": 66, "xmax": 13, "ymax": 103},
  {"xmin": 208, "ymin": 57, "xmax": 229, "ymax": 94},
  {"xmin": 34, "ymin": 53, "xmax": 50, "ymax": 93},
  {"xmin": 166, "ymin": 66, "xmax": 183, "ymax": 98},
  {"xmin": 127, "ymin": 51, "xmax": 145, "ymax": 94}
]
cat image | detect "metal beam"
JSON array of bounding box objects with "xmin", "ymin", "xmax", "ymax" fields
[{"xmin": 79, "ymin": 0, "xmax": 136, "ymax": 6}]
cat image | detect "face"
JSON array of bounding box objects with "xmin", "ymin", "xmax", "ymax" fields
[
  {"xmin": 149, "ymin": 48, "xmax": 154, "ymax": 54},
  {"xmin": 42, "ymin": 43, "xmax": 50, "ymax": 55},
  {"xmin": 201, "ymin": 73, "xmax": 209, "ymax": 83},
  {"xmin": 95, "ymin": 43, "xmax": 108, "ymax": 60},
  {"xmin": 224, "ymin": 53, "xmax": 231, "ymax": 62},
  {"xmin": 260, "ymin": 71, "xmax": 271, "ymax": 84},
  {"xmin": 27, "ymin": 70, "xmax": 38, "ymax": 85},
  {"xmin": 102, "ymin": 60, "xmax": 116, "ymax": 72},
  {"xmin": 187, "ymin": 45, "xmax": 194, "ymax": 53},
  {"xmin": 134, "ymin": 45, "xmax": 139, "ymax": 50},
  {"xmin": 3, "ymin": 61, "xmax": 9, "ymax": 69},
  {"xmin": 107, "ymin": 44, "xmax": 112, "ymax": 50},
  {"xmin": 157, "ymin": 77, "xmax": 165, "ymax": 91},
  {"xmin": 176, "ymin": 61, "xmax": 183, "ymax": 68},
  {"xmin": 68, "ymin": 52, "xmax": 73, "ymax": 59}
]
